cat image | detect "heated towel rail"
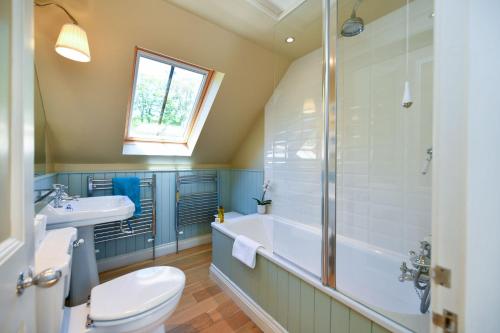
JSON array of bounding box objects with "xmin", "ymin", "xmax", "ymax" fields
[
  {"xmin": 175, "ymin": 173, "xmax": 218, "ymax": 253},
  {"xmin": 87, "ymin": 175, "xmax": 157, "ymax": 259}
]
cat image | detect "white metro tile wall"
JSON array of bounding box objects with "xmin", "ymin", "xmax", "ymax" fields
[
  {"xmin": 264, "ymin": 48, "xmax": 323, "ymax": 228},
  {"xmin": 337, "ymin": 0, "xmax": 433, "ymax": 255}
]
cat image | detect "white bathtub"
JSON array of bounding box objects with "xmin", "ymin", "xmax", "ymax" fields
[{"xmin": 212, "ymin": 214, "xmax": 429, "ymax": 333}]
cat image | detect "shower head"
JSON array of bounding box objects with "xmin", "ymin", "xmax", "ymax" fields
[{"xmin": 341, "ymin": 0, "xmax": 364, "ymax": 37}]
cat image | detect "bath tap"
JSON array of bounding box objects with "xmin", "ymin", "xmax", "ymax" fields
[{"xmin": 399, "ymin": 240, "xmax": 432, "ymax": 313}]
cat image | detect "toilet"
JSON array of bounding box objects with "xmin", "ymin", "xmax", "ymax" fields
[{"xmin": 36, "ymin": 227, "xmax": 185, "ymax": 333}]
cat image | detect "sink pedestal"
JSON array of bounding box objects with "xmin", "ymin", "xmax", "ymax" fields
[
  {"xmin": 40, "ymin": 196, "xmax": 135, "ymax": 305},
  {"xmin": 69, "ymin": 225, "xmax": 99, "ymax": 305}
]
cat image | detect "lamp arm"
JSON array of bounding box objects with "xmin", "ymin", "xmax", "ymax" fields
[{"xmin": 35, "ymin": 2, "xmax": 78, "ymax": 25}]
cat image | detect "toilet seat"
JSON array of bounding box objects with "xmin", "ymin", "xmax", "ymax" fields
[{"xmin": 90, "ymin": 266, "xmax": 185, "ymax": 324}]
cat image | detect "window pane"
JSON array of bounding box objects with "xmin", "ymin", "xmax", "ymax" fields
[
  {"xmin": 156, "ymin": 67, "xmax": 205, "ymax": 140},
  {"xmin": 128, "ymin": 54, "xmax": 206, "ymax": 142},
  {"xmin": 129, "ymin": 56, "xmax": 171, "ymax": 140}
]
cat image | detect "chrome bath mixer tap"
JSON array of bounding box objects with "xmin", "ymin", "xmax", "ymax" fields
[{"xmin": 399, "ymin": 240, "xmax": 432, "ymax": 313}]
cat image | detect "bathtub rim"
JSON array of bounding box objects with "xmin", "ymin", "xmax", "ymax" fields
[{"xmin": 211, "ymin": 219, "xmax": 414, "ymax": 333}]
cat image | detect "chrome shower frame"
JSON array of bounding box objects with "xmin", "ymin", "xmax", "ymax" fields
[{"xmin": 321, "ymin": 0, "xmax": 337, "ymax": 288}]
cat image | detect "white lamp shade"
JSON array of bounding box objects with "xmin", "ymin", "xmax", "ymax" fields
[{"xmin": 55, "ymin": 23, "xmax": 91, "ymax": 62}]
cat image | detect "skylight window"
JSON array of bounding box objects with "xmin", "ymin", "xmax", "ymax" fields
[{"xmin": 125, "ymin": 48, "xmax": 213, "ymax": 144}]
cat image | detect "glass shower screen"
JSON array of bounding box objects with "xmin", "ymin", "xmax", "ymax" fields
[{"xmin": 333, "ymin": 0, "xmax": 434, "ymax": 331}]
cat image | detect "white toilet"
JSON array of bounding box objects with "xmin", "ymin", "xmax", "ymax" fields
[{"xmin": 36, "ymin": 227, "xmax": 185, "ymax": 333}]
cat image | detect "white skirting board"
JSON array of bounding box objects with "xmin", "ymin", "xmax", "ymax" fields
[
  {"xmin": 96, "ymin": 234, "xmax": 211, "ymax": 272},
  {"xmin": 209, "ymin": 263, "xmax": 287, "ymax": 333}
]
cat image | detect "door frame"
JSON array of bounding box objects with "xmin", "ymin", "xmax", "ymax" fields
[{"xmin": 432, "ymin": 0, "xmax": 500, "ymax": 332}]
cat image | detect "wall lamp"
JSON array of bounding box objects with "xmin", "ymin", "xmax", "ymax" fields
[{"xmin": 35, "ymin": 2, "xmax": 91, "ymax": 62}]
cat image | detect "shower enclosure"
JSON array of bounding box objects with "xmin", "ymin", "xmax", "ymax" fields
[
  {"xmin": 326, "ymin": 0, "xmax": 434, "ymax": 331},
  {"xmin": 265, "ymin": 0, "xmax": 433, "ymax": 331}
]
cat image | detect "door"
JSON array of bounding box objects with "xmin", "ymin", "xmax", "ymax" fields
[{"xmin": 0, "ymin": 0, "xmax": 36, "ymax": 332}]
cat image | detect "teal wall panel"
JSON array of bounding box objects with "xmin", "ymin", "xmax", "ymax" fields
[
  {"xmin": 34, "ymin": 173, "xmax": 57, "ymax": 190},
  {"xmin": 288, "ymin": 274, "xmax": 301, "ymax": 333},
  {"xmin": 350, "ymin": 311, "xmax": 372, "ymax": 333},
  {"xmin": 300, "ymin": 280, "xmax": 315, "ymax": 333},
  {"xmin": 331, "ymin": 300, "xmax": 350, "ymax": 333},
  {"xmin": 34, "ymin": 174, "xmax": 58, "ymax": 213},
  {"xmin": 50, "ymin": 168, "xmax": 263, "ymax": 260},
  {"xmin": 315, "ymin": 289, "xmax": 331, "ymax": 333},
  {"xmin": 212, "ymin": 228, "xmax": 396, "ymax": 333},
  {"xmin": 276, "ymin": 268, "xmax": 289, "ymax": 328}
]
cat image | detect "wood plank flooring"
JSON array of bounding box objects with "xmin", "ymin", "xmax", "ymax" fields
[{"xmin": 99, "ymin": 244, "xmax": 262, "ymax": 333}]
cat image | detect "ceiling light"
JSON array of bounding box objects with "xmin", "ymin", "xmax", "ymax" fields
[{"xmin": 285, "ymin": 36, "xmax": 295, "ymax": 43}]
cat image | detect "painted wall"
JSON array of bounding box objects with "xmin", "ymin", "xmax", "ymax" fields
[
  {"xmin": 231, "ymin": 112, "xmax": 265, "ymax": 170},
  {"xmin": 34, "ymin": 0, "xmax": 290, "ymax": 167},
  {"xmin": 212, "ymin": 229, "xmax": 391, "ymax": 333},
  {"xmin": 264, "ymin": 48, "xmax": 323, "ymax": 227},
  {"xmin": 50, "ymin": 168, "xmax": 262, "ymax": 260},
  {"xmin": 336, "ymin": 0, "xmax": 433, "ymax": 255}
]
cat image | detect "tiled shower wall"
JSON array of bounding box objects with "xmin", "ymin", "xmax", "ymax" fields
[
  {"xmin": 336, "ymin": 0, "xmax": 433, "ymax": 255},
  {"xmin": 264, "ymin": 48, "xmax": 323, "ymax": 227},
  {"xmin": 35, "ymin": 168, "xmax": 263, "ymax": 260}
]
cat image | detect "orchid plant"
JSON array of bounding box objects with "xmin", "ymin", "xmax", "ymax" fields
[{"xmin": 253, "ymin": 180, "xmax": 272, "ymax": 206}]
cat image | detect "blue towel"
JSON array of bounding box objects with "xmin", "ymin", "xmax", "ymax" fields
[{"xmin": 112, "ymin": 177, "xmax": 142, "ymax": 217}]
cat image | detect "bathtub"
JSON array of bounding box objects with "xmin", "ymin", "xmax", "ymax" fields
[{"xmin": 211, "ymin": 214, "xmax": 429, "ymax": 333}]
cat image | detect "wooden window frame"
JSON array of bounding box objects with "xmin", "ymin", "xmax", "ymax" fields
[{"xmin": 124, "ymin": 46, "xmax": 214, "ymax": 144}]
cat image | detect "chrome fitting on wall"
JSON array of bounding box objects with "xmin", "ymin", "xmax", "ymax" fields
[{"xmin": 399, "ymin": 240, "xmax": 432, "ymax": 313}]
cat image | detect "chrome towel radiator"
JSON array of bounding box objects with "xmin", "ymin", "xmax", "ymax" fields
[
  {"xmin": 175, "ymin": 173, "xmax": 218, "ymax": 253},
  {"xmin": 87, "ymin": 175, "xmax": 157, "ymax": 259}
]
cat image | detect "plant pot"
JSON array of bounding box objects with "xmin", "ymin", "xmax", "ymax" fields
[{"xmin": 257, "ymin": 204, "xmax": 266, "ymax": 214}]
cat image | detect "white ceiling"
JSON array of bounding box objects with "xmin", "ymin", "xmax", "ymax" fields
[
  {"xmin": 166, "ymin": 0, "xmax": 323, "ymax": 60},
  {"xmin": 167, "ymin": 0, "xmax": 409, "ymax": 60}
]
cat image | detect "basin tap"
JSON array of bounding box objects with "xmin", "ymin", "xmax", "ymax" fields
[{"xmin": 51, "ymin": 184, "xmax": 76, "ymax": 208}]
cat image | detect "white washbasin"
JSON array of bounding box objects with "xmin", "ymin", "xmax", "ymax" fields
[{"xmin": 41, "ymin": 195, "xmax": 135, "ymax": 229}]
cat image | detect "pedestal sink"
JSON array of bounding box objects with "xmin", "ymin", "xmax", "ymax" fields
[{"xmin": 40, "ymin": 195, "xmax": 134, "ymax": 305}]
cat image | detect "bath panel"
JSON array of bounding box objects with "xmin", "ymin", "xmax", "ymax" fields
[{"xmin": 212, "ymin": 227, "xmax": 395, "ymax": 333}]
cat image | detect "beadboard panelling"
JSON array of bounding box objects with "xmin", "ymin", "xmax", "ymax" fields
[
  {"xmin": 53, "ymin": 169, "xmax": 263, "ymax": 260},
  {"xmin": 34, "ymin": 173, "xmax": 57, "ymax": 190},
  {"xmin": 55, "ymin": 170, "xmax": 214, "ymax": 259},
  {"xmin": 212, "ymin": 229, "xmax": 392, "ymax": 333},
  {"xmin": 34, "ymin": 174, "xmax": 58, "ymax": 213},
  {"xmin": 230, "ymin": 169, "xmax": 264, "ymax": 215}
]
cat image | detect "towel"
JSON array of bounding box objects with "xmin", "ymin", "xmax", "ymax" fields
[
  {"xmin": 232, "ymin": 235, "xmax": 262, "ymax": 269},
  {"xmin": 112, "ymin": 177, "xmax": 142, "ymax": 217}
]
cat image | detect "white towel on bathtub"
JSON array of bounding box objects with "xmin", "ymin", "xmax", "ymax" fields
[{"xmin": 232, "ymin": 235, "xmax": 262, "ymax": 269}]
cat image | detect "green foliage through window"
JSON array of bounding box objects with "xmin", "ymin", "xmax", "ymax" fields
[{"xmin": 128, "ymin": 51, "xmax": 208, "ymax": 142}]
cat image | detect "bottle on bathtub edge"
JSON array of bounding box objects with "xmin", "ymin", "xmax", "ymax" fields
[{"xmin": 217, "ymin": 206, "xmax": 224, "ymax": 223}]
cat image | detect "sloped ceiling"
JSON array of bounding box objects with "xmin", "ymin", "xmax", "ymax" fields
[
  {"xmin": 167, "ymin": 0, "xmax": 411, "ymax": 60},
  {"xmin": 35, "ymin": 0, "xmax": 290, "ymax": 169},
  {"xmin": 166, "ymin": 0, "xmax": 323, "ymax": 60}
]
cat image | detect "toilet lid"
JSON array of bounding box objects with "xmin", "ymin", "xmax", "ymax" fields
[{"xmin": 90, "ymin": 266, "xmax": 185, "ymax": 322}]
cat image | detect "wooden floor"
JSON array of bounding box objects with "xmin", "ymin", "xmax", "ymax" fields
[{"xmin": 99, "ymin": 244, "xmax": 262, "ymax": 333}]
